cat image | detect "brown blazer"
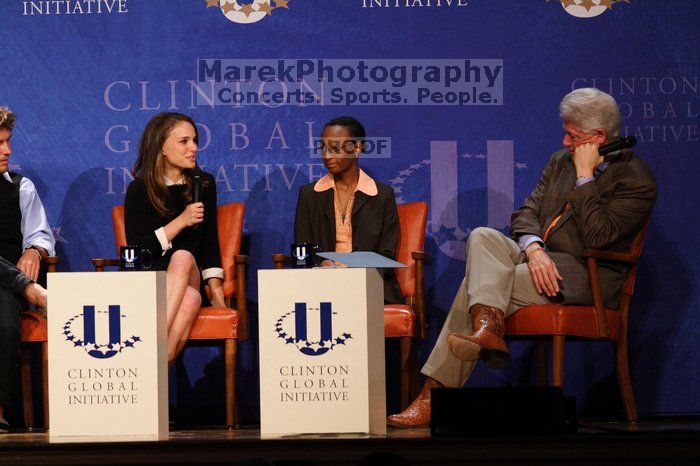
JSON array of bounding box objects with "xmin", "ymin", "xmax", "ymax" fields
[
  {"xmin": 510, "ymin": 149, "xmax": 657, "ymax": 308},
  {"xmin": 294, "ymin": 180, "xmax": 404, "ymax": 304}
]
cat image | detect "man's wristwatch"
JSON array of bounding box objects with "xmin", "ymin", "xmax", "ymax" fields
[{"xmin": 525, "ymin": 244, "xmax": 544, "ymax": 261}]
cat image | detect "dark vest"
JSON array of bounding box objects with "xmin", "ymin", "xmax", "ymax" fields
[{"xmin": 0, "ymin": 172, "xmax": 23, "ymax": 265}]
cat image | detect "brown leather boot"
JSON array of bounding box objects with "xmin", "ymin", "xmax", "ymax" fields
[
  {"xmin": 386, "ymin": 378, "xmax": 443, "ymax": 428},
  {"xmin": 447, "ymin": 304, "xmax": 509, "ymax": 369}
]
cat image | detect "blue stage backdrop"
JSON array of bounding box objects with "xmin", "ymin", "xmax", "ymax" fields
[{"xmin": 2, "ymin": 0, "xmax": 698, "ymax": 421}]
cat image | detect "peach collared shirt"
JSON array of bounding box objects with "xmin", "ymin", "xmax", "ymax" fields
[{"xmin": 313, "ymin": 169, "xmax": 378, "ymax": 252}]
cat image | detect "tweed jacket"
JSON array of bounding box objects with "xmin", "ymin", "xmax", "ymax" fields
[
  {"xmin": 510, "ymin": 148, "xmax": 657, "ymax": 308},
  {"xmin": 294, "ymin": 178, "xmax": 404, "ymax": 304}
]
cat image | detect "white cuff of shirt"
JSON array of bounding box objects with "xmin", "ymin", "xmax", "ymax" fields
[
  {"xmin": 23, "ymin": 239, "xmax": 55, "ymax": 257},
  {"xmin": 202, "ymin": 267, "xmax": 224, "ymax": 281},
  {"xmin": 575, "ymin": 176, "xmax": 595, "ymax": 187},
  {"xmin": 154, "ymin": 227, "xmax": 172, "ymax": 256},
  {"xmin": 518, "ymin": 234, "xmax": 545, "ymax": 252}
]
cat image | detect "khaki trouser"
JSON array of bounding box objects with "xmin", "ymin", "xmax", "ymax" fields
[{"xmin": 421, "ymin": 227, "xmax": 550, "ymax": 388}]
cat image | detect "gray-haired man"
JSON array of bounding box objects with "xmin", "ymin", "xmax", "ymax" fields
[{"xmin": 388, "ymin": 88, "xmax": 657, "ymax": 427}]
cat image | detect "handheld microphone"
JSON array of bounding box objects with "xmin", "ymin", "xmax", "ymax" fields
[
  {"xmin": 193, "ymin": 173, "xmax": 201, "ymax": 203},
  {"xmin": 192, "ymin": 171, "xmax": 202, "ymax": 230},
  {"xmin": 600, "ymin": 135, "xmax": 636, "ymax": 160}
]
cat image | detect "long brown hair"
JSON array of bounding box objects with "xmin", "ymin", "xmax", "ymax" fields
[{"xmin": 132, "ymin": 112, "xmax": 199, "ymax": 217}]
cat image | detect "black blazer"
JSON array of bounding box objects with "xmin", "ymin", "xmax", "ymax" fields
[
  {"xmin": 124, "ymin": 174, "xmax": 221, "ymax": 273},
  {"xmin": 294, "ymin": 179, "xmax": 404, "ymax": 304}
]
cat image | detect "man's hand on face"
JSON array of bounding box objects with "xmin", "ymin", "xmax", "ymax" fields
[
  {"xmin": 562, "ymin": 122, "xmax": 606, "ymax": 179},
  {"xmin": 525, "ymin": 244, "xmax": 563, "ymax": 297},
  {"xmin": 572, "ymin": 141, "xmax": 603, "ymax": 179},
  {"xmin": 17, "ymin": 248, "xmax": 41, "ymax": 282}
]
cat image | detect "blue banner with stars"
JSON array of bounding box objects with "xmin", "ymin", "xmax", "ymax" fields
[{"xmin": 2, "ymin": 0, "xmax": 699, "ymax": 421}]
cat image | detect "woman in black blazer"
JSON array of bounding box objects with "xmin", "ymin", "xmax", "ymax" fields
[{"xmin": 294, "ymin": 116, "xmax": 403, "ymax": 304}]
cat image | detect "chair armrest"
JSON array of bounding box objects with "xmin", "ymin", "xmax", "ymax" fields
[
  {"xmin": 272, "ymin": 254, "xmax": 291, "ymax": 269},
  {"xmin": 582, "ymin": 249, "xmax": 638, "ymax": 264},
  {"xmin": 411, "ymin": 251, "xmax": 433, "ymax": 265},
  {"xmin": 91, "ymin": 258, "xmax": 121, "ymax": 272},
  {"xmin": 44, "ymin": 256, "xmax": 59, "ymax": 273}
]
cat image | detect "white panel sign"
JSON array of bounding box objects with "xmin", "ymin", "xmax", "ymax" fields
[
  {"xmin": 258, "ymin": 268, "xmax": 386, "ymax": 436},
  {"xmin": 48, "ymin": 272, "xmax": 168, "ymax": 439}
]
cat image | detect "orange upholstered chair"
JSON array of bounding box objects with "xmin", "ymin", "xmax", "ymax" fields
[
  {"xmin": 19, "ymin": 255, "xmax": 59, "ymax": 430},
  {"xmin": 272, "ymin": 201, "xmax": 431, "ymax": 410},
  {"xmin": 505, "ymin": 224, "xmax": 649, "ymax": 421},
  {"xmin": 92, "ymin": 203, "xmax": 248, "ymax": 427},
  {"xmin": 384, "ymin": 202, "xmax": 430, "ymax": 409}
]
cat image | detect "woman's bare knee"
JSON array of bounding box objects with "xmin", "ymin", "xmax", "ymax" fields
[
  {"xmin": 168, "ymin": 250, "xmax": 196, "ymax": 275},
  {"xmin": 170, "ymin": 250, "xmax": 195, "ymax": 267}
]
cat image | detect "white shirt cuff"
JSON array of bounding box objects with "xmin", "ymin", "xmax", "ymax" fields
[
  {"xmin": 154, "ymin": 227, "xmax": 172, "ymax": 256},
  {"xmin": 575, "ymin": 176, "xmax": 595, "ymax": 187},
  {"xmin": 24, "ymin": 239, "xmax": 55, "ymax": 257},
  {"xmin": 519, "ymin": 234, "xmax": 544, "ymax": 252},
  {"xmin": 202, "ymin": 267, "xmax": 224, "ymax": 281}
]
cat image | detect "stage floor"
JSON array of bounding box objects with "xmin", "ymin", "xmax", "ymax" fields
[{"xmin": 2, "ymin": 419, "xmax": 700, "ymax": 465}]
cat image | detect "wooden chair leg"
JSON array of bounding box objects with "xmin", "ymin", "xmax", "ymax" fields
[
  {"xmin": 409, "ymin": 352, "xmax": 419, "ymax": 402},
  {"xmin": 616, "ymin": 335, "xmax": 638, "ymax": 422},
  {"xmin": 552, "ymin": 335, "xmax": 565, "ymax": 388},
  {"xmin": 536, "ymin": 341, "xmax": 548, "ymax": 386},
  {"xmin": 42, "ymin": 341, "xmax": 49, "ymax": 428},
  {"xmin": 224, "ymin": 339, "xmax": 237, "ymax": 428},
  {"xmin": 20, "ymin": 347, "xmax": 34, "ymax": 429},
  {"xmin": 399, "ymin": 337, "xmax": 415, "ymax": 410}
]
